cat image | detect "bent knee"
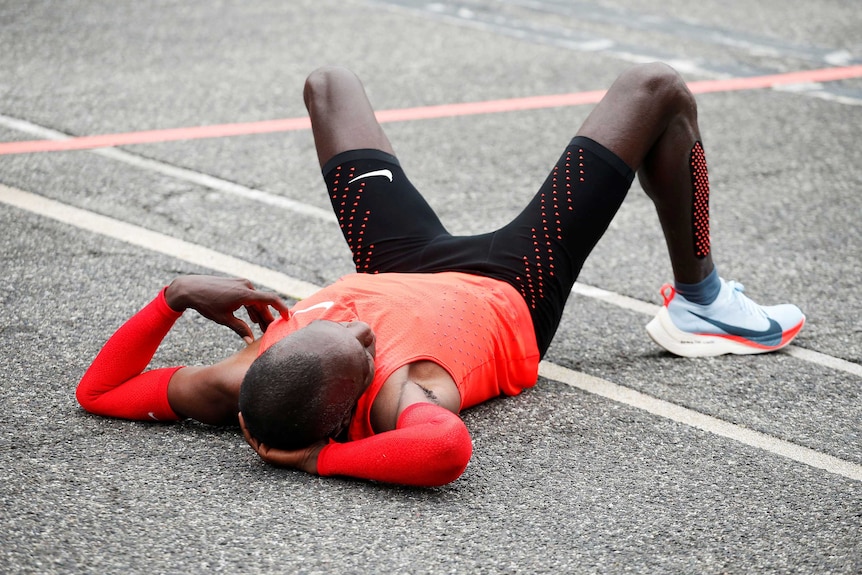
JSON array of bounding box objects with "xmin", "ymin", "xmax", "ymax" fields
[
  {"xmin": 303, "ymin": 66, "xmax": 362, "ymax": 107},
  {"xmin": 623, "ymin": 62, "xmax": 695, "ymax": 112}
]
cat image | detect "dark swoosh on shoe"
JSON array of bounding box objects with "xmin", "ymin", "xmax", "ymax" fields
[{"xmin": 689, "ymin": 312, "xmax": 783, "ymax": 346}]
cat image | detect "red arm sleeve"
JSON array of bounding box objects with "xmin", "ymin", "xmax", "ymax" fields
[
  {"xmin": 316, "ymin": 403, "xmax": 473, "ymax": 487},
  {"xmin": 75, "ymin": 288, "xmax": 183, "ymax": 422}
]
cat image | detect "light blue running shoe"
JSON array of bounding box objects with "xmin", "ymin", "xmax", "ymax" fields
[{"xmin": 646, "ymin": 278, "xmax": 805, "ymax": 357}]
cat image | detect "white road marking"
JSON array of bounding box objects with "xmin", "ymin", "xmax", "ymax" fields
[
  {"xmin": 1, "ymin": 183, "xmax": 859, "ymax": 481},
  {"xmin": 0, "ymin": 113, "xmax": 338, "ymax": 223},
  {"xmin": 0, "ymin": 113, "xmax": 856, "ymax": 378},
  {"xmin": 572, "ymin": 283, "xmax": 862, "ymax": 378},
  {"xmin": 0, "ymin": 184, "xmax": 320, "ymax": 300},
  {"xmin": 539, "ymin": 361, "xmax": 862, "ymax": 482},
  {"xmin": 572, "ymin": 283, "xmax": 659, "ymax": 316}
]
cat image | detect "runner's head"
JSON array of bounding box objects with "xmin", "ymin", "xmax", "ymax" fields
[{"xmin": 239, "ymin": 320, "xmax": 376, "ymax": 449}]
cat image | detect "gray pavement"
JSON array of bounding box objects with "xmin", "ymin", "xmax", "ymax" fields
[{"xmin": 1, "ymin": 1, "xmax": 860, "ymax": 573}]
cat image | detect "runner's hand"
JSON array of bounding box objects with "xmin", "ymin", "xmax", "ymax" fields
[
  {"xmin": 239, "ymin": 413, "xmax": 324, "ymax": 474},
  {"xmin": 165, "ymin": 275, "xmax": 290, "ymax": 343}
]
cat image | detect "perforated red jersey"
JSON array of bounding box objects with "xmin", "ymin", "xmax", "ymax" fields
[{"xmin": 258, "ymin": 271, "xmax": 540, "ymax": 440}]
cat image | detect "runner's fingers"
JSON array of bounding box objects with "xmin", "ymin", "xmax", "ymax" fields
[
  {"xmin": 225, "ymin": 315, "xmax": 254, "ymax": 343},
  {"xmin": 238, "ymin": 413, "xmax": 260, "ymax": 451},
  {"xmin": 245, "ymin": 304, "xmax": 276, "ymax": 332},
  {"xmin": 251, "ymin": 290, "xmax": 291, "ymax": 318}
]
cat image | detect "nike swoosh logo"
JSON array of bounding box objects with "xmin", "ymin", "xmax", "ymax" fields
[
  {"xmin": 690, "ymin": 312, "xmax": 783, "ymax": 346},
  {"xmin": 348, "ymin": 169, "xmax": 393, "ymax": 184},
  {"xmin": 293, "ymin": 301, "xmax": 335, "ymax": 315},
  {"xmin": 148, "ymin": 412, "xmax": 159, "ymax": 421}
]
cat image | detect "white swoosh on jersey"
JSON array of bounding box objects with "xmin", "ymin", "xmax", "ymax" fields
[
  {"xmin": 348, "ymin": 169, "xmax": 393, "ymax": 184},
  {"xmin": 293, "ymin": 301, "xmax": 335, "ymax": 315}
]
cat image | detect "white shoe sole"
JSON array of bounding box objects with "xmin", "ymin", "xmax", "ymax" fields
[{"xmin": 645, "ymin": 307, "xmax": 799, "ymax": 358}]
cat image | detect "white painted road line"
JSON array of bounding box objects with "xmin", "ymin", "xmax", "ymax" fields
[
  {"xmin": 0, "ymin": 184, "xmax": 320, "ymax": 300},
  {"xmin": 2, "ymin": 183, "xmax": 859, "ymax": 482},
  {"xmin": 572, "ymin": 280, "xmax": 862, "ymax": 379},
  {"xmin": 3, "ymin": 112, "xmax": 859, "ymax": 379},
  {"xmin": 0, "ymin": 113, "xmax": 337, "ymax": 223},
  {"xmin": 539, "ymin": 362, "xmax": 862, "ymax": 482},
  {"xmin": 572, "ymin": 283, "xmax": 659, "ymax": 316}
]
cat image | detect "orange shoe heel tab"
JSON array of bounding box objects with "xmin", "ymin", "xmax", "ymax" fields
[{"xmin": 659, "ymin": 284, "xmax": 676, "ymax": 307}]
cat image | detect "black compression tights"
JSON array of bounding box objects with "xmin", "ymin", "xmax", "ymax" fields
[{"xmin": 322, "ymin": 136, "xmax": 634, "ymax": 356}]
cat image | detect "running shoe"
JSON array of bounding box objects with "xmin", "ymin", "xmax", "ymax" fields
[{"xmin": 646, "ymin": 278, "xmax": 805, "ymax": 357}]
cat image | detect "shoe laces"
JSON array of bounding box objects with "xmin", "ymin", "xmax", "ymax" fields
[{"xmin": 725, "ymin": 280, "xmax": 766, "ymax": 318}]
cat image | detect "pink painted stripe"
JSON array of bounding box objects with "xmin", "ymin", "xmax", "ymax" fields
[
  {"xmin": 1, "ymin": 65, "xmax": 860, "ymax": 156},
  {"xmin": 687, "ymin": 65, "xmax": 862, "ymax": 94}
]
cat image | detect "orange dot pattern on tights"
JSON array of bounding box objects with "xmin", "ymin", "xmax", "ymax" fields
[
  {"xmin": 690, "ymin": 142, "xmax": 711, "ymax": 259},
  {"xmin": 331, "ymin": 166, "xmax": 376, "ymax": 272},
  {"xmin": 515, "ymin": 149, "xmax": 578, "ymax": 309}
]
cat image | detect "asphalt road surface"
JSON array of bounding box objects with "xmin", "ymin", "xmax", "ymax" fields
[{"xmin": 1, "ymin": 1, "xmax": 860, "ymax": 573}]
